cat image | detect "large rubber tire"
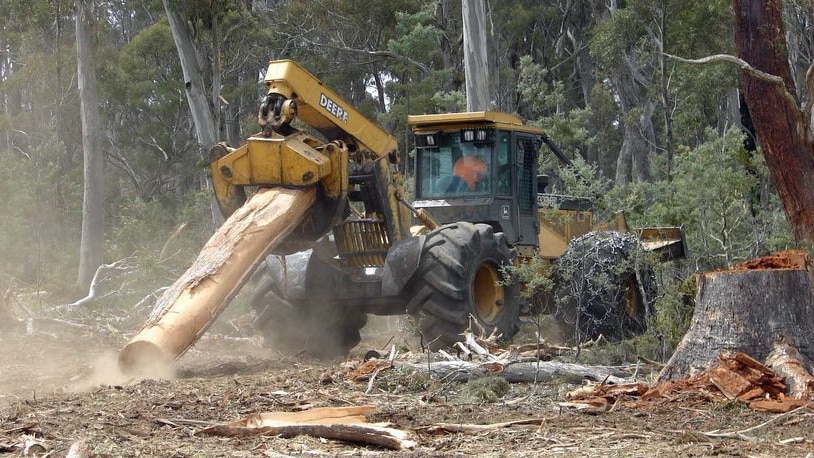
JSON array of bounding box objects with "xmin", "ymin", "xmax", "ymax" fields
[
  {"xmin": 250, "ymin": 257, "xmax": 368, "ymax": 359},
  {"xmin": 553, "ymin": 231, "xmax": 657, "ymax": 343},
  {"xmin": 406, "ymin": 222, "xmax": 521, "ymax": 350}
]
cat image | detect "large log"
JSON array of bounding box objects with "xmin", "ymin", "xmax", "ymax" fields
[
  {"xmin": 658, "ymin": 251, "xmax": 814, "ymax": 382},
  {"xmin": 119, "ymin": 187, "xmax": 316, "ymax": 375}
]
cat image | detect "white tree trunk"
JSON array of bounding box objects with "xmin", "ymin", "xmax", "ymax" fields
[
  {"xmin": 462, "ymin": 0, "xmax": 493, "ymax": 111},
  {"xmin": 162, "ymin": 0, "xmax": 217, "ymax": 148},
  {"xmin": 163, "ymin": 0, "xmax": 222, "ymax": 224},
  {"xmin": 75, "ymin": 0, "xmax": 105, "ymax": 287}
]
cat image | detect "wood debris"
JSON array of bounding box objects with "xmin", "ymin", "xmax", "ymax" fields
[
  {"xmin": 563, "ymin": 350, "xmax": 814, "ymax": 414},
  {"xmin": 197, "ymin": 406, "xmax": 415, "ymax": 450},
  {"xmin": 417, "ymin": 417, "xmax": 552, "ymax": 435}
]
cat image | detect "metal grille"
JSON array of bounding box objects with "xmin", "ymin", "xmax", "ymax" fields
[
  {"xmin": 517, "ymin": 137, "xmax": 535, "ymax": 214},
  {"xmin": 333, "ymin": 220, "xmax": 391, "ymax": 268}
]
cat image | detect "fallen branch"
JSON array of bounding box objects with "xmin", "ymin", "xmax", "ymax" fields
[
  {"xmin": 410, "ymin": 360, "xmax": 628, "ymax": 384},
  {"xmin": 200, "ymin": 423, "xmax": 413, "ymax": 450},
  {"xmin": 701, "ymin": 404, "xmax": 812, "ymax": 441},
  {"xmin": 58, "ymin": 255, "xmax": 137, "ymax": 309},
  {"xmin": 133, "ymin": 287, "xmax": 169, "ymax": 310},
  {"xmin": 417, "ymin": 417, "xmax": 553, "ymax": 434}
]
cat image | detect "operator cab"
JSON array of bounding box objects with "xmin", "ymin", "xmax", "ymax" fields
[{"xmin": 408, "ymin": 112, "xmax": 543, "ymax": 254}]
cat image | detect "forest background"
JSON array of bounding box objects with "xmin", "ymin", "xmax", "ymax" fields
[{"xmin": 0, "ymin": 0, "xmax": 809, "ymax": 349}]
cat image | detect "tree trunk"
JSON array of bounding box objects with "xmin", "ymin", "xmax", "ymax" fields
[
  {"xmin": 119, "ymin": 187, "xmax": 316, "ymax": 375},
  {"xmin": 163, "ymin": 0, "xmax": 222, "ymax": 224},
  {"xmin": 462, "ymin": 0, "xmax": 493, "ymax": 111},
  {"xmin": 782, "ymin": 2, "xmax": 814, "ymax": 104},
  {"xmin": 75, "ymin": 0, "xmax": 105, "ymax": 287},
  {"xmin": 436, "ymin": 0, "xmax": 455, "ymax": 92},
  {"xmin": 163, "ymin": 0, "xmax": 218, "ymax": 149},
  {"xmin": 658, "ymin": 251, "xmax": 814, "ymax": 381},
  {"xmin": 733, "ymin": 0, "xmax": 814, "ymax": 244},
  {"xmin": 613, "ymin": 63, "xmax": 653, "ymax": 186}
]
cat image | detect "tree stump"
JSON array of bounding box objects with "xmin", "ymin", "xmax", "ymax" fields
[{"xmin": 658, "ymin": 250, "xmax": 814, "ymax": 381}]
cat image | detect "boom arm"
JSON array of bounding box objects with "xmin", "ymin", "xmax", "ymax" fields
[
  {"xmin": 258, "ymin": 60, "xmax": 399, "ymax": 160},
  {"xmin": 209, "ymin": 60, "xmax": 411, "ymax": 254}
]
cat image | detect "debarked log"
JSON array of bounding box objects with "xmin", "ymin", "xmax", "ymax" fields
[{"xmin": 118, "ymin": 187, "xmax": 316, "ymax": 375}]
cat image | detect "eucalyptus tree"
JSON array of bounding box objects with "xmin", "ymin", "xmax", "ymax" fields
[
  {"xmin": 75, "ymin": 0, "xmax": 105, "ymax": 288},
  {"xmin": 590, "ymin": 0, "xmax": 735, "ymax": 184},
  {"xmin": 732, "ymin": 0, "xmax": 814, "ymax": 244}
]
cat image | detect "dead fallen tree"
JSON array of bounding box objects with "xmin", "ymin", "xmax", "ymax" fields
[
  {"xmin": 56, "ymin": 255, "xmax": 138, "ymax": 309},
  {"xmin": 409, "ymin": 360, "xmax": 628, "ymax": 384},
  {"xmin": 346, "ymin": 332, "xmax": 631, "ymax": 386}
]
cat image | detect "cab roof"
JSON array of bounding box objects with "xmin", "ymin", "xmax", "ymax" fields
[{"xmin": 408, "ymin": 111, "xmax": 545, "ymax": 135}]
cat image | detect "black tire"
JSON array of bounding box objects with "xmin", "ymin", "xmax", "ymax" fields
[
  {"xmin": 553, "ymin": 231, "xmax": 657, "ymax": 343},
  {"xmin": 406, "ymin": 222, "xmax": 521, "ymax": 350},
  {"xmin": 250, "ymin": 256, "xmax": 367, "ymax": 359}
]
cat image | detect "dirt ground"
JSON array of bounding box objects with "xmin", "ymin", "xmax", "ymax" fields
[{"xmin": 1, "ymin": 319, "xmax": 813, "ymax": 457}]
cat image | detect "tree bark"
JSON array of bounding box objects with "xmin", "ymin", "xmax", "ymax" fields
[
  {"xmin": 658, "ymin": 250, "xmax": 814, "ymax": 381},
  {"xmin": 119, "ymin": 187, "xmax": 316, "ymax": 375},
  {"xmin": 75, "ymin": 0, "xmax": 105, "ymax": 287},
  {"xmin": 462, "ymin": 0, "xmax": 493, "ymax": 111},
  {"xmin": 733, "ymin": 0, "xmax": 814, "ymax": 243}
]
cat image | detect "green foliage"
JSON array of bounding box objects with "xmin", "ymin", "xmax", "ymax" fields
[
  {"xmin": 644, "ymin": 128, "xmax": 791, "ymax": 269},
  {"xmin": 387, "ymin": 8, "xmax": 442, "ymax": 67}
]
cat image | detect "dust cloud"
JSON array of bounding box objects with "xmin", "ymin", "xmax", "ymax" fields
[
  {"xmin": 70, "ymin": 350, "xmax": 176, "ymax": 393},
  {"xmin": 0, "ymin": 333, "xmax": 177, "ymax": 406}
]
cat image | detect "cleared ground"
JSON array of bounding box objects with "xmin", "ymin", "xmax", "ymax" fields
[{"xmin": 0, "ymin": 320, "xmax": 812, "ymax": 457}]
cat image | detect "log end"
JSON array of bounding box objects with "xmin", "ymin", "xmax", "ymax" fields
[{"xmin": 118, "ymin": 340, "xmax": 174, "ymax": 378}]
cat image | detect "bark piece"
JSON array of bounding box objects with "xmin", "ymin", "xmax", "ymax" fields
[
  {"xmin": 566, "ymin": 382, "xmax": 650, "ymax": 401},
  {"xmin": 119, "ymin": 187, "xmax": 316, "ymax": 375},
  {"xmin": 658, "ymin": 251, "xmax": 814, "ymax": 381},
  {"xmin": 707, "ymin": 366, "xmax": 752, "ymax": 400},
  {"xmin": 748, "ymin": 399, "xmax": 813, "ymax": 413}
]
